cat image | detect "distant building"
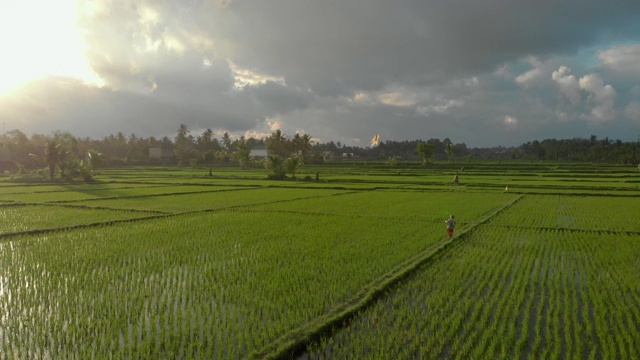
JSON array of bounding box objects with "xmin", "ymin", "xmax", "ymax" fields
[{"xmin": 250, "ymin": 148, "xmax": 268, "ymax": 158}]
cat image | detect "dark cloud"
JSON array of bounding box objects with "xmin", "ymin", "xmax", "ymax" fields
[
  {"xmin": 216, "ymin": 0, "xmax": 640, "ymax": 94},
  {"xmin": 1, "ymin": 0, "xmax": 639, "ymax": 147},
  {"xmin": 240, "ymin": 81, "xmax": 313, "ymax": 116}
]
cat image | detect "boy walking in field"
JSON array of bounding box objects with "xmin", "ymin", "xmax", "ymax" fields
[{"xmin": 445, "ymin": 214, "xmax": 456, "ymax": 239}]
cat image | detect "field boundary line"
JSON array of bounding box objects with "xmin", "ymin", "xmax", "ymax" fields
[
  {"xmin": 94, "ymin": 180, "xmax": 263, "ymax": 188},
  {"xmin": 0, "ymin": 213, "xmax": 174, "ymax": 241},
  {"xmin": 46, "ymin": 186, "xmax": 261, "ymax": 204},
  {"xmin": 0, "ymin": 192, "xmax": 358, "ymax": 242},
  {"xmin": 0, "ymin": 183, "xmax": 173, "ymax": 196},
  {"xmin": 167, "ymin": 191, "xmax": 359, "ymax": 217},
  {"xmin": 483, "ymin": 223, "xmax": 640, "ymax": 236},
  {"xmin": 0, "ymin": 202, "xmax": 169, "ymax": 214},
  {"xmin": 250, "ymin": 194, "xmax": 524, "ymax": 359},
  {"xmin": 234, "ymin": 208, "xmax": 449, "ymax": 222}
]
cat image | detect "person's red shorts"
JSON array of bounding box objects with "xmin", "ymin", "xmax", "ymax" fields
[{"xmin": 447, "ymin": 228, "xmax": 454, "ymax": 237}]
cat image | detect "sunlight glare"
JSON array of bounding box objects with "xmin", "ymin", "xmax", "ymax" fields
[{"xmin": 0, "ymin": 0, "xmax": 103, "ymax": 95}]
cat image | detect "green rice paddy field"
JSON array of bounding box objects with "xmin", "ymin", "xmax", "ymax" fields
[{"xmin": 0, "ymin": 162, "xmax": 639, "ymax": 359}]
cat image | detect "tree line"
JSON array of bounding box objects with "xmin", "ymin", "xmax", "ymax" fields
[
  {"xmin": 0, "ymin": 125, "xmax": 325, "ymax": 181},
  {"xmin": 317, "ymin": 136, "xmax": 640, "ymax": 165},
  {"xmin": 1, "ymin": 126, "xmax": 638, "ymax": 181}
]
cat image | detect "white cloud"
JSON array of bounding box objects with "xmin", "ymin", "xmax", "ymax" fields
[
  {"xmin": 515, "ymin": 57, "xmax": 545, "ymax": 88},
  {"xmin": 164, "ymin": 35, "xmax": 186, "ymax": 55},
  {"xmin": 240, "ymin": 117, "xmax": 285, "ymax": 140},
  {"xmin": 228, "ymin": 61, "xmax": 285, "ymax": 89},
  {"xmin": 378, "ymin": 92, "xmax": 417, "ymax": 107},
  {"xmin": 351, "ymin": 92, "xmax": 373, "ymax": 104},
  {"xmin": 551, "ymin": 66, "xmax": 580, "ymax": 104},
  {"xmin": 266, "ymin": 118, "xmax": 282, "ymax": 131},
  {"xmin": 417, "ymin": 99, "xmax": 463, "ymax": 116},
  {"xmin": 578, "ymin": 73, "xmax": 617, "ymax": 122},
  {"xmin": 371, "ymin": 85, "xmax": 463, "ymax": 116},
  {"xmin": 598, "ymin": 44, "xmax": 640, "ymax": 76},
  {"xmin": 138, "ymin": 6, "xmax": 160, "ymax": 27},
  {"xmin": 5, "ymin": 1, "xmax": 640, "ymax": 149},
  {"xmin": 516, "ymin": 69, "xmax": 542, "ymax": 88},
  {"xmin": 243, "ymin": 129, "xmax": 271, "ymax": 140},
  {"xmin": 493, "ymin": 65, "xmax": 511, "ymax": 79}
]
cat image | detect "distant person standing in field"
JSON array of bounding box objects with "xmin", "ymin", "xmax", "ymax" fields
[
  {"xmin": 445, "ymin": 214, "xmax": 456, "ymax": 239},
  {"xmin": 453, "ymin": 172, "xmax": 459, "ymax": 185}
]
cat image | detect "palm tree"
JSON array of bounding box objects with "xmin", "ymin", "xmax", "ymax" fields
[
  {"xmin": 417, "ymin": 143, "xmax": 434, "ymax": 166},
  {"xmin": 222, "ymin": 132, "xmax": 233, "ymax": 151},
  {"xmin": 116, "ymin": 132, "xmax": 127, "ymax": 159},
  {"xmin": 266, "ymin": 130, "xmax": 288, "ymax": 158},
  {"xmin": 233, "ymin": 137, "xmax": 252, "ymax": 169},
  {"xmin": 87, "ymin": 150, "xmax": 104, "ymax": 174},
  {"xmin": 445, "ymin": 142, "xmax": 454, "ymax": 162},
  {"xmin": 175, "ymin": 124, "xmax": 190, "ymax": 164},
  {"xmin": 299, "ymin": 133, "xmax": 313, "ymax": 160},
  {"xmin": 203, "ymin": 150, "xmax": 217, "ymax": 176},
  {"xmin": 284, "ymin": 155, "xmax": 304, "ymax": 178},
  {"xmin": 45, "ymin": 140, "xmax": 63, "ymax": 180},
  {"xmin": 197, "ymin": 128, "xmax": 214, "ymax": 152},
  {"xmin": 264, "ymin": 155, "xmax": 286, "ymax": 179},
  {"xmin": 292, "ymin": 133, "xmax": 302, "ymax": 155}
]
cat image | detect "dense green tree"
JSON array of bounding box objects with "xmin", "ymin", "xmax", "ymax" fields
[
  {"xmin": 296, "ymin": 133, "xmax": 313, "ymax": 160},
  {"xmin": 284, "ymin": 155, "xmax": 303, "ymax": 178},
  {"xmin": 222, "ymin": 132, "xmax": 233, "ymax": 151},
  {"xmin": 444, "ymin": 140, "xmax": 454, "ymax": 162},
  {"xmin": 174, "ymin": 124, "xmax": 194, "ymax": 165},
  {"xmin": 4, "ymin": 129, "xmax": 38, "ymax": 166},
  {"xmin": 305, "ymin": 145, "xmax": 326, "ymax": 164},
  {"xmin": 266, "ymin": 130, "xmax": 289, "ymax": 158},
  {"xmin": 86, "ymin": 150, "xmax": 104, "ymax": 174},
  {"xmin": 4, "ymin": 121, "xmax": 640, "ymax": 171},
  {"xmin": 233, "ymin": 136, "xmax": 253, "ymax": 169},
  {"xmin": 202, "ymin": 150, "xmax": 218, "ymax": 176},
  {"xmin": 417, "ymin": 143, "xmax": 435, "ymax": 166},
  {"xmin": 264, "ymin": 155, "xmax": 286, "ymax": 179},
  {"xmin": 197, "ymin": 128, "xmax": 221, "ymax": 153},
  {"xmin": 115, "ymin": 132, "xmax": 127, "ymax": 159},
  {"xmin": 49, "ymin": 132, "xmax": 80, "ymax": 178},
  {"xmin": 44, "ymin": 140, "xmax": 65, "ymax": 179}
]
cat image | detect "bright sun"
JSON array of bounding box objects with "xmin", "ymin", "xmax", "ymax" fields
[{"xmin": 0, "ymin": 0, "xmax": 103, "ymax": 95}]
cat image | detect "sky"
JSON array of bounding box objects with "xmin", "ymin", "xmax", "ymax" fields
[{"xmin": 0, "ymin": 0, "xmax": 639, "ymax": 148}]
